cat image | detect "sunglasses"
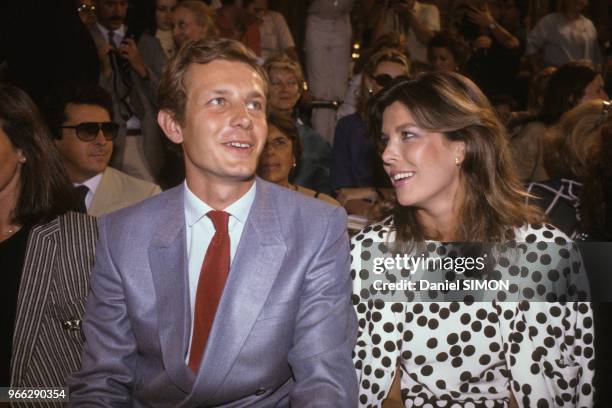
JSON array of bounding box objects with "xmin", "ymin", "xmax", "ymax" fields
[
  {"xmin": 61, "ymin": 122, "xmax": 119, "ymax": 142},
  {"xmin": 372, "ymin": 74, "xmax": 409, "ymax": 88}
]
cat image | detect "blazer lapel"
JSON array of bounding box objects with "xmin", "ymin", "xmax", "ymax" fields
[
  {"xmin": 11, "ymin": 220, "xmax": 60, "ymax": 385},
  {"xmin": 148, "ymin": 185, "xmax": 195, "ymax": 393},
  {"xmin": 190, "ymin": 179, "xmax": 287, "ymax": 402},
  {"xmin": 89, "ymin": 169, "xmax": 119, "ymax": 217}
]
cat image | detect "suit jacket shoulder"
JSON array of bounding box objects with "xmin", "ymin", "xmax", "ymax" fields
[
  {"xmin": 89, "ymin": 167, "xmax": 161, "ymax": 217},
  {"xmin": 11, "ymin": 212, "xmax": 98, "ymax": 389}
]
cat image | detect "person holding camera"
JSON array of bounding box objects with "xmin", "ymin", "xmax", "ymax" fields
[{"xmin": 89, "ymin": 0, "xmax": 165, "ymax": 184}]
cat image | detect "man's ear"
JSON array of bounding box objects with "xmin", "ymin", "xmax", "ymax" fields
[{"xmin": 157, "ymin": 109, "xmax": 184, "ymax": 144}]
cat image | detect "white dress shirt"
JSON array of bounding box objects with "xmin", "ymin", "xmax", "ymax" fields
[
  {"xmin": 184, "ymin": 181, "xmax": 256, "ymax": 359},
  {"xmin": 74, "ymin": 172, "xmax": 103, "ymax": 211}
]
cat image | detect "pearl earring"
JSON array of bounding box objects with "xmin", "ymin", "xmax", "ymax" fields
[{"xmin": 455, "ymin": 157, "xmax": 460, "ymax": 166}]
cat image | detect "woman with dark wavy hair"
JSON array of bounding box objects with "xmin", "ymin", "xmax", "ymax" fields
[
  {"xmin": 0, "ymin": 84, "xmax": 98, "ymax": 388},
  {"xmin": 351, "ymin": 72, "xmax": 594, "ymax": 407}
]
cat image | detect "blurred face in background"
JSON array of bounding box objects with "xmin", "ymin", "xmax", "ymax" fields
[
  {"xmin": 173, "ymin": 7, "xmax": 206, "ymax": 48},
  {"xmin": 268, "ymin": 68, "xmax": 301, "ymax": 113},
  {"xmin": 77, "ymin": 0, "xmax": 97, "ymax": 28},
  {"xmin": 258, "ymin": 124, "xmax": 294, "ymax": 187},
  {"xmin": 367, "ymin": 60, "xmax": 409, "ymax": 95},
  {"xmin": 156, "ymin": 0, "xmax": 177, "ymax": 31},
  {"xmin": 430, "ymin": 47, "xmax": 458, "ymax": 72},
  {"xmin": 96, "ymin": 0, "xmax": 128, "ymax": 31},
  {"xmin": 581, "ymin": 75, "xmax": 608, "ymax": 103}
]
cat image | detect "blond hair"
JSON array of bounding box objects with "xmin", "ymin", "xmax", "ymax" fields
[
  {"xmin": 175, "ymin": 1, "xmax": 219, "ymax": 39},
  {"xmin": 263, "ymin": 52, "xmax": 305, "ymax": 85},
  {"xmin": 545, "ymin": 99, "xmax": 608, "ymax": 181},
  {"xmin": 158, "ymin": 38, "xmax": 268, "ymax": 123}
]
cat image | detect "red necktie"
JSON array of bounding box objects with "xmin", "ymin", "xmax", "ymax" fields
[{"xmin": 188, "ymin": 210, "xmax": 230, "ymax": 372}]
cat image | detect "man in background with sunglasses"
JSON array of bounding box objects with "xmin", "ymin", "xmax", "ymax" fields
[{"xmin": 44, "ymin": 84, "xmax": 161, "ymax": 217}]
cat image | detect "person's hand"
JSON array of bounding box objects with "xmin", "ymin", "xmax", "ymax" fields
[
  {"xmin": 97, "ymin": 43, "xmax": 113, "ymax": 78},
  {"xmin": 467, "ymin": 4, "xmax": 495, "ymax": 28},
  {"xmin": 119, "ymin": 38, "xmax": 148, "ymax": 78},
  {"xmin": 474, "ymin": 35, "xmax": 493, "ymax": 49}
]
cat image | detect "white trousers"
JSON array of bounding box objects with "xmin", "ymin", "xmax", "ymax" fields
[{"xmin": 304, "ymin": 14, "xmax": 352, "ymax": 145}]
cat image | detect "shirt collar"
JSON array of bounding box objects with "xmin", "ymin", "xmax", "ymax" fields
[
  {"xmin": 96, "ymin": 22, "xmax": 126, "ymax": 38},
  {"xmin": 184, "ymin": 181, "xmax": 256, "ymax": 227},
  {"xmin": 74, "ymin": 171, "xmax": 104, "ymax": 195}
]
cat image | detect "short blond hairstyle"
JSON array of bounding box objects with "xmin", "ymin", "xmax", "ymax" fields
[
  {"xmin": 158, "ymin": 38, "xmax": 268, "ymax": 123},
  {"xmin": 175, "ymin": 0, "xmax": 219, "ymax": 39},
  {"xmin": 263, "ymin": 53, "xmax": 305, "ymax": 85}
]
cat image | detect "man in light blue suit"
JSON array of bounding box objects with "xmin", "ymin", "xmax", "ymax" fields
[{"xmin": 68, "ymin": 38, "xmax": 358, "ymax": 406}]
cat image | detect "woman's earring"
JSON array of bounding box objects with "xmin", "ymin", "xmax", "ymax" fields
[
  {"xmin": 367, "ymin": 88, "xmax": 374, "ymax": 96},
  {"xmin": 455, "ymin": 157, "xmax": 460, "ymax": 166},
  {"xmin": 292, "ymin": 161, "xmax": 297, "ymax": 168},
  {"xmin": 19, "ymin": 156, "xmax": 26, "ymax": 164}
]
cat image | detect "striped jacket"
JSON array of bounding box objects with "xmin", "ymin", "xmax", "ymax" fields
[{"xmin": 10, "ymin": 212, "xmax": 98, "ymax": 406}]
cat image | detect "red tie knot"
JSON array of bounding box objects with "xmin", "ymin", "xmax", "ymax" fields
[{"xmin": 207, "ymin": 210, "xmax": 229, "ymax": 234}]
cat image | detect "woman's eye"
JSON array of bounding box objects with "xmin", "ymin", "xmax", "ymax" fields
[
  {"xmin": 272, "ymin": 138, "xmax": 288, "ymax": 146},
  {"xmin": 401, "ymin": 131, "xmax": 416, "ymax": 141}
]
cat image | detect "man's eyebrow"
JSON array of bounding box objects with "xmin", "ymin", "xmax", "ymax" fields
[
  {"xmin": 206, "ymin": 90, "xmax": 265, "ymax": 99},
  {"xmin": 247, "ymin": 90, "xmax": 266, "ymax": 99}
]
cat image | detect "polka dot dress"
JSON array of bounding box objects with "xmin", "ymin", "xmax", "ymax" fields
[{"xmin": 351, "ymin": 218, "xmax": 595, "ymax": 407}]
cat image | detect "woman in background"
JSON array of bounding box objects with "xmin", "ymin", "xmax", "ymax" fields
[
  {"xmin": 351, "ymin": 72, "xmax": 593, "ymax": 406},
  {"xmin": 138, "ymin": 0, "xmax": 178, "ymax": 83},
  {"xmin": 331, "ymin": 47, "xmax": 410, "ymax": 216},
  {"xmin": 509, "ymin": 60, "xmax": 607, "ymax": 182},
  {"xmin": 526, "ymin": 99, "xmax": 608, "ymax": 238},
  {"xmin": 0, "ymin": 84, "xmax": 97, "ymax": 388},
  {"xmin": 172, "ymin": 0, "xmax": 219, "ymax": 49},
  {"xmin": 427, "ymin": 31, "xmax": 468, "ymax": 73},
  {"xmin": 263, "ymin": 52, "xmax": 332, "ymax": 194},
  {"xmin": 258, "ymin": 113, "xmax": 338, "ymax": 206}
]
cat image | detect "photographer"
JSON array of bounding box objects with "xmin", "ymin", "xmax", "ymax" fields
[{"xmin": 88, "ymin": 0, "xmax": 165, "ymax": 184}]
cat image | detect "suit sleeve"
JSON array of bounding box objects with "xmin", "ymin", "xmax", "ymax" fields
[
  {"xmin": 288, "ymin": 206, "xmax": 359, "ymax": 407},
  {"xmin": 67, "ymin": 216, "xmax": 137, "ymax": 406}
]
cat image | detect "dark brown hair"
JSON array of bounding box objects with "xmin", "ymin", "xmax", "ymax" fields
[
  {"xmin": 368, "ymin": 72, "xmax": 543, "ymax": 243},
  {"xmin": 538, "ymin": 60, "xmax": 599, "ymax": 125},
  {"xmin": 0, "ymin": 84, "xmax": 79, "ymax": 226},
  {"xmin": 158, "ymin": 37, "xmax": 268, "ymax": 124},
  {"xmin": 267, "ymin": 111, "xmax": 302, "ymax": 163}
]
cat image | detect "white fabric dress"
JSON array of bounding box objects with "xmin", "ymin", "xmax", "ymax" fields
[{"xmin": 351, "ymin": 217, "xmax": 594, "ymax": 407}]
